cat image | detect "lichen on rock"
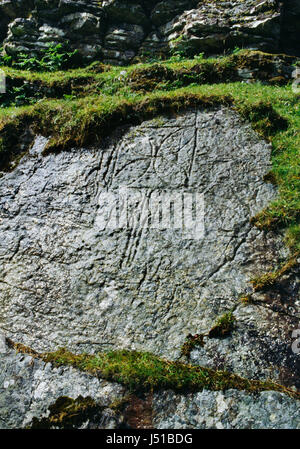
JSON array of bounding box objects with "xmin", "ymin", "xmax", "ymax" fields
[{"xmin": 0, "ymin": 0, "xmax": 299, "ymax": 431}]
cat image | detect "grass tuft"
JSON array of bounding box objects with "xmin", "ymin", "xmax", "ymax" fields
[{"xmin": 7, "ymin": 339, "xmax": 300, "ymax": 400}]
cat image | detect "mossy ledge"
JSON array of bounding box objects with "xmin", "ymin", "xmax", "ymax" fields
[
  {"xmin": 0, "ymin": 92, "xmax": 233, "ymax": 171},
  {"xmin": 0, "ymin": 92, "xmax": 287, "ymax": 171},
  {"xmin": 6, "ymin": 338, "xmax": 300, "ymax": 400},
  {"xmin": 251, "ymin": 251, "xmax": 300, "ymax": 292},
  {"xmin": 0, "ymin": 51, "xmax": 296, "ymax": 107}
]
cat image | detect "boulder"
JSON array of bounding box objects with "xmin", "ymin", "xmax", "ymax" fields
[
  {"xmin": 162, "ymin": 1, "xmax": 281, "ymax": 56},
  {"xmin": 103, "ymin": 23, "xmax": 145, "ymax": 63}
]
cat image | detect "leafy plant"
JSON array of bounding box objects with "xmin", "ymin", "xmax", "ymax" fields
[{"xmin": 0, "ymin": 43, "xmax": 80, "ymax": 72}]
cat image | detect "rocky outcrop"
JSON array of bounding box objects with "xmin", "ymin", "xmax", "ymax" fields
[
  {"xmin": 0, "ymin": 107, "xmax": 299, "ymax": 430},
  {"xmin": 0, "ymin": 0, "xmax": 34, "ymax": 41},
  {"xmin": 1, "ymin": 337, "xmax": 300, "ymax": 429},
  {"xmin": 160, "ymin": 0, "xmax": 281, "ymax": 56},
  {"xmin": 0, "ymin": 0, "xmax": 299, "ymax": 65},
  {"xmin": 0, "ymin": 336, "xmax": 125, "ymax": 429}
]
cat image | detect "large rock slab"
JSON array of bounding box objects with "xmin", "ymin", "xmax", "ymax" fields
[
  {"xmin": 0, "ymin": 108, "xmax": 271, "ymax": 353},
  {"xmin": 0, "ymin": 106, "xmax": 299, "ymax": 429},
  {"xmin": 1, "ymin": 107, "xmax": 299, "ymax": 391}
]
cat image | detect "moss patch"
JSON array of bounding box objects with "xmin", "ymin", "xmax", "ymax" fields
[
  {"xmin": 208, "ymin": 312, "xmax": 236, "ymax": 339},
  {"xmin": 7, "ymin": 339, "xmax": 300, "ymax": 400},
  {"xmin": 0, "ymin": 92, "xmax": 233, "ymax": 164},
  {"xmin": 30, "ymin": 396, "xmax": 104, "ymax": 429},
  {"xmin": 181, "ymin": 334, "xmax": 205, "ymax": 358},
  {"xmin": 251, "ymin": 252, "xmax": 299, "ymax": 292}
]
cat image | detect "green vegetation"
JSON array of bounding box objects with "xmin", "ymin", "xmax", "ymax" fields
[
  {"xmin": 251, "ymin": 252, "xmax": 299, "ymax": 292},
  {"xmin": 0, "ymin": 48, "xmax": 299, "ymax": 281},
  {"xmin": 0, "ymin": 43, "xmax": 81, "ymax": 72},
  {"xmin": 0, "ymin": 50, "xmax": 296, "ymax": 107},
  {"xmin": 7, "ymin": 340, "xmax": 300, "ymax": 399},
  {"xmin": 181, "ymin": 333, "xmax": 205, "ymax": 358},
  {"xmin": 30, "ymin": 396, "xmax": 103, "ymax": 429},
  {"xmin": 208, "ymin": 312, "xmax": 236, "ymax": 338}
]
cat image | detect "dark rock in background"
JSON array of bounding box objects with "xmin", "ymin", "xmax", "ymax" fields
[{"xmin": 0, "ymin": 0, "xmax": 299, "ymax": 65}]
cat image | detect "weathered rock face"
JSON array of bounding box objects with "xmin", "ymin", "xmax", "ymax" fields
[
  {"xmin": 152, "ymin": 389, "xmax": 300, "ymax": 429},
  {"xmin": 0, "ymin": 337, "xmax": 125, "ymax": 429},
  {"xmin": 0, "ymin": 108, "xmax": 275, "ymax": 354},
  {"xmin": 1, "ymin": 337, "xmax": 300, "ymax": 429},
  {"xmin": 0, "ymin": 0, "xmax": 299, "ymax": 64},
  {"xmin": 0, "ymin": 107, "xmax": 299, "ymax": 421},
  {"xmin": 161, "ymin": 0, "xmax": 282, "ymax": 56}
]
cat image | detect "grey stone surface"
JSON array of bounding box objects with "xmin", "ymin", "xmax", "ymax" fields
[
  {"xmin": 0, "ymin": 107, "xmax": 299, "ymax": 428},
  {"xmin": 1, "ymin": 0, "xmax": 300, "ymax": 63},
  {"xmin": 1, "ymin": 336, "xmax": 299, "ymax": 429},
  {"xmin": 0, "ymin": 108, "xmax": 275, "ymax": 353},
  {"xmin": 153, "ymin": 389, "xmax": 300, "ymax": 429},
  {"xmin": 161, "ymin": 0, "xmax": 282, "ymax": 55},
  {"xmin": 0, "ymin": 336, "xmax": 125, "ymax": 429},
  {"xmin": 1, "ymin": 107, "xmax": 299, "ymax": 386}
]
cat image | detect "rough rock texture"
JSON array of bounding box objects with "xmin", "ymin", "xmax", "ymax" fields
[
  {"xmin": 0, "ymin": 0, "xmax": 299, "ymax": 64},
  {"xmin": 153, "ymin": 390, "xmax": 300, "ymax": 429},
  {"xmin": 0, "ymin": 335, "xmax": 125, "ymax": 429},
  {"xmin": 160, "ymin": 0, "xmax": 282, "ymax": 56},
  {"xmin": 0, "ymin": 0, "xmax": 34, "ymax": 41},
  {"xmin": 1, "ymin": 337, "xmax": 300, "ymax": 429},
  {"xmin": 0, "ymin": 107, "xmax": 299, "ymax": 428},
  {"xmin": 0, "ymin": 106, "xmax": 299, "ymax": 387}
]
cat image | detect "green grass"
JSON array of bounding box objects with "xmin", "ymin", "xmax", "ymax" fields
[
  {"xmin": 0, "ymin": 51, "xmax": 299, "ymax": 262},
  {"xmin": 8, "ymin": 340, "xmax": 300, "ymax": 399},
  {"xmin": 0, "ymin": 50, "xmax": 296, "ymax": 106}
]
